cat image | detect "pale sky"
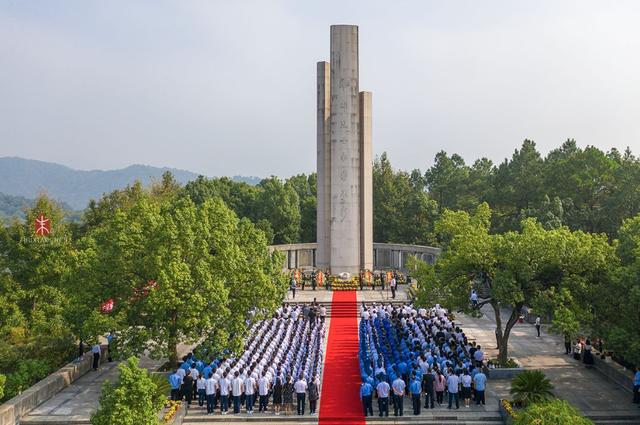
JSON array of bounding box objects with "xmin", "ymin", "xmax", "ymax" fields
[{"xmin": 1, "ymin": 0, "xmax": 640, "ymax": 178}]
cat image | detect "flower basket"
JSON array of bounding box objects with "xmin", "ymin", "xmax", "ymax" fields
[{"xmin": 330, "ymin": 275, "xmax": 360, "ymax": 291}]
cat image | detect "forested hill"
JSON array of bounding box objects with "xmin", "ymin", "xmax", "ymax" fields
[{"xmin": 0, "ymin": 157, "xmax": 260, "ymax": 210}]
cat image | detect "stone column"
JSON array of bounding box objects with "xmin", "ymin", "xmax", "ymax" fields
[
  {"xmin": 316, "ymin": 61, "xmax": 331, "ymax": 270},
  {"xmin": 330, "ymin": 24, "xmax": 360, "ymax": 275},
  {"xmin": 359, "ymin": 91, "xmax": 373, "ymax": 271}
]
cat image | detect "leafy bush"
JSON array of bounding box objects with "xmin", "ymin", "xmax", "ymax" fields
[
  {"xmin": 0, "ymin": 374, "xmax": 6, "ymax": 400},
  {"xmin": 91, "ymin": 357, "xmax": 165, "ymax": 425},
  {"xmin": 514, "ymin": 399, "xmax": 594, "ymax": 425},
  {"xmin": 3, "ymin": 359, "xmax": 51, "ymax": 399},
  {"xmin": 510, "ymin": 370, "xmax": 554, "ymax": 406},
  {"xmin": 149, "ymin": 373, "xmax": 171, "ymax": 399}
]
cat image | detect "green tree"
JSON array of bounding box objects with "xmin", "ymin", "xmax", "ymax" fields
[
  {"xmin": 286, "ymin": 173, "xmax": 317, "ymax": 243},
  {"xmin": 414, "ymin": 204, "xmax": 614, "ymax": 363},
  {"xmin": 255, "ymin": 177, "xmax": 301, "ymax": 244},
  {"xmin": 425, "ymin": 151, "xmax": 470, "ymax": 213},
  {"xmin": 514, "ymin": 399, "xmax": 593, "ymax": 425},
  {"xmin": 90, "ymin": 357, "xmax": 164, "ymax": 425}
]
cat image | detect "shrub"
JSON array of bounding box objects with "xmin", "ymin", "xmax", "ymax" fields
[
  {"xmin": 514, "ymin": 399, "xmax": 594, "ymax": 425},
  {"xmin": 0, "ymin": 374, "xmax": 5, "ymax": 400},
  {"xmin": 90, "ymin": 357, "xmax": 165, "ymax": 425},
  {"xmin": 510, "ymin": 370, "xmax": 554, "ymax": 406},
  {"xmin": 3, "ymin": 359, "xmax": 51, "ymax": 399},
  {"xmin": 149, "ymin": 373, "xmax": 171, "ymax": 399}
]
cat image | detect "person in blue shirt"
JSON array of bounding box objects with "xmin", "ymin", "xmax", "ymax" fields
[
  {"xmin": 473, "ymin": 370, "xmax": 487, "ymax": 405},
  {"xmin": 409, "ymin": 372, "xmax": 422, "ymax": 415},
  {"xmin": 633, "ymin": 367, "xmax": 640, "ymax": 404},
  {"xmin": 360, "ymin": 381, "xmax": 374, "ymax": 416},
  {"xmin": 169, "ymin": 370, "xmax": 183, "ymax": 401}
]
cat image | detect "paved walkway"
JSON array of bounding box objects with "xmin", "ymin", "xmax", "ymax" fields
[{"xmin": 458, "ymin": 305, "xmax": 640, "ymax": 417}]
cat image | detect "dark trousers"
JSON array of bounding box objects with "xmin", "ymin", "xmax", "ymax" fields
[
  {"xmin": 565, "ymin": 342, "xmax": 572, "ymax": 354},
  {"xmin": 393, "ymin": 393, "xmax": 403, "ymax": 416},
  {"xmin": 391, "ymin": 287, "xmax": 396, "ymax": 298},
  {"xmin": 184, "ymin": 386, "xmax": 192, "ymax": 404},
  {"xmin": 475, "ymin": 389, "xmax": 485, "ymax": 405},
  {"xmin": 296, "ymin": 393, "xmax": 306, "ymax": 415},
  {"xmin": 245, "ymin": 394, "xmax": 253, "ymax": 412},
  {"xmin": 309, "ymin": 398, "xmax": 317, "ymax": 413},
  {"xmin": 171, "ymin": 388, "xmax": 181, "ymax": 401},
  {"xmin": 424, "ymin": 390, "xmax": 434, "ymax": 408},
  {"xmin": 378, "ymin": 397, "xmax": 389, "ymax": 417},
  {"xmin": 220, "ymin": 395, "xmax": 229, "ymax": 412},
  {"xmin": 259, "ymin": 395, "xmax": 268, "ymax": 411},
  {"xmin": 362, "ymin": 395, "xmax": 373, "ymax": 416},
  {"xmin": 233, "ymin": 395, "xmax": 241, "ymax": 413},
  {"xmin": 92, "ymin": 352, "xmax": 100, "ymax": 370},
  {"xmin": 206, "ymin": 394, "xmax": 215, "ymax": 413},
  {"xmin": 412, "ymin": 394, "xmax": 421, "ymax": 415},
  {"xmin": 536, "ymin": 324, "xmax": 541, "ymax": 337},
  {"xmin": 436, "ymin": 391, "xmax": 444, "ymax": 404},
  {"xmin": 448, "ymin": 392, "xmax": 459, "ymax": 409},
  {"xmin": 633, "ymin": 385, "xmax": 640, "ymax": 403},
  {"xmin": 198, "ymin": 389, "xmax": 206, "ymax": 406},
  {"xmin": 291, "ymin": 288, "xmax": 296, "ymax": 298}
]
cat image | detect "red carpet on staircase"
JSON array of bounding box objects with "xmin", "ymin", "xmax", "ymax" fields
[{"xmin": 319, "ymin": 291, "xmax": 365, "ymax": 424}]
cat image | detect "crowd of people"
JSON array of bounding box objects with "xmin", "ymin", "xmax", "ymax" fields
[
  {"xmin": 168, "ymin": 303, "xmax": 325, "ymax": 416},
  {"xmin": 358, "ymin": 302, "xmax": 488, "ymax": 417}
]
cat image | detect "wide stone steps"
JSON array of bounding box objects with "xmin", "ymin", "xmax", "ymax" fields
[{"xmin": 585, "ymin": 410, "xmax": 640, "ymax": 425}]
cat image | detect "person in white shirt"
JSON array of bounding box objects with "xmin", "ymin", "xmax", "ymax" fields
[
  {"xmin": 446, "ymin": 371, "xmax": 460, "ymax": 409},
  {"xmin": 392, "ymin": 376, "xmax": 406, "ymax": 416},
  {"xmin": 196, "ymin": 375, "xmax": 207, "ymax": 408},
  {"xmin": 460, "ymin": 370, "xmax": 472, "ymax": 407},
  {"xmin": 390, "ymin": 277, "xmax": 397, "ymax": 299},
  {"xmin": 320, "ymin": 305, "xmax": 327, "ymax": 323},
  {"xmin": 258, "ymin": 371, "xmax": 270, "ymax": 413},
  {"xmin": 219, "ymin": 372, "xmax": 231, "ymax": 414},
  {"xmin": 244, "ymin": 374, "xmax": 256, "ymax": 414},
  {"xmin": 376, "ymin": 380, "xmax": 390, "ymax": 417},
  {"xmin": 535, "ymin": 316, "xmax": 541, "ymax": 338},
  {"xmin": 231, "ymin": 371, "xmax": 244, "ymax": 414},
  {"xmin": 204, "ymin": 374, "xmax": 217, "ymax": 415},
  {"xmin": 91, "ymin": 343, "xmax": 101, "ymax": 371},
  {"xmin": 294, "ymin": 375, "xmax": 307, "ymax": 415}
]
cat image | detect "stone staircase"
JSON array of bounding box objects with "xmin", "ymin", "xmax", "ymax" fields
[{"xmin": 584, "ymin": 410, "xmax": 640, "ymax": 425}]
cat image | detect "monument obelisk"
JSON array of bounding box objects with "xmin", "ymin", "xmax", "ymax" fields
[{"xmin": 317, "ymin": 24, "xmax": 373, "ymax": 275}]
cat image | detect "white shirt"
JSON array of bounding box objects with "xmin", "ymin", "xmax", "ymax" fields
[
  {"xmin": 244, "ymin": 377, "xmax": 256, "ymax": 395},
  {"xmin": 219, "ymin": 377, "xmax": 231, "ymax": 396},
  {"xmin": 535, "ymin": 317, "xmax": 541, "ymax": 326},
  {"xmin": 205, "ymin": 377, "xmax": 217, "ymax": 395},
  {"xmin": 190, "ymin": 368, "xmax": 200, "ymax": 380},
  {"xmin": 232, "ymin": 377, "xmax": 244, "ymax": 396},
  {"xmin": 294, "ymin": 379, "xmax": 307, "ymax": 394},
  {"xmin": 392, "ymin": 378, "xmax": 405, "ymax": 396},
  {"xmin": 320, "ymin": 306, "xmax": 327, "ymax": 317},
  {"xmin": 461, "ymin": 375, "xmax": 472, "ymax": 387},
  {"xmin": 176, "ymin": 368, "xmax": 186, "ymax": 379},
  {"xmin": 258, "ymin": 377, "xmax": 270, "ymax": 396},
  {"xmin": 197, "ymin": 378, "xmax": 206, "ymax": 390},
  {"xmin": 92, "ymin": 344, "xmax": 101, "ymax": 354}
]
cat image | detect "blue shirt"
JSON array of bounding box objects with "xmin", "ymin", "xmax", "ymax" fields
[
  {"xmin": 360, "ymin": 382, "xmax": 373, "ymax": 399},
  {"xmin": 634, "ymin": 371, "xmax": 640, "ymax": 386},
  {"xmin": 169, "ymin": 373, "xmax": 182, "ymax": 390},
  {"xmin": 473, "ymin": 372, "xmax": 487, "ymax": 391},
  {"xmin": 409, "ymin": 379, "xmax": 421, "ymax": 395}
]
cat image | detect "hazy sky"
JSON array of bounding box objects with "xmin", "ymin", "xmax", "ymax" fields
[{"xmin": 1, "ymin": 1, "xmax": 640, "ymax": 178}]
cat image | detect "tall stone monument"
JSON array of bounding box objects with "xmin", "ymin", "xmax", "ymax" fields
[{"xmin": 317, "ymin": 25, "xmax": 373, "ymax": 275}]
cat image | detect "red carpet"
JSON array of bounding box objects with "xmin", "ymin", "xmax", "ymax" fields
[{"xmin": 319, "ymin": 291, "xmax": 365, "ymax": 424}]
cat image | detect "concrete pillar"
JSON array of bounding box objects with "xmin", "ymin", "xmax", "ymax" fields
[
  {"xmin": 316, "ymin": 61, "xmax": 331, "ymax": 270},
  {"xmin": 330, "ymin": 24, "xmax": 360, "ymax": 275},
  {"xmin": 359, "ymin": 91, "xmax": 373, "ymax": 271}
]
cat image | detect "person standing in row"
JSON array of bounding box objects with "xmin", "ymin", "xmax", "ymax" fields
[
  {"xmin": 219, "ymin": 372, "xmax": 230, "ymax": 415},
  {"xmin": 308, "ymin": 375, "xmax": 319, "ymax": 415},
  {"xmin": 169, "ymin": 369, "xmax": 183, "ymax": 401},
  {"xmin": 461, "ymin": 369, "xmax": 472, "ymax": 408},
  {"xmin": 283, "ymin": 375, "xmax": 294, "ymax": 415},
  {"xmin": 232, "ymin": 371, "xmax": 243, "ymax": 414},
  {"xmin": 289, "ymin": 277, "xmax": 297, "ymax": 299},
  {"xmin": 294, "ymin": 374, "xmax": 307, "ymax": 415},
  {"xmin": 272, "ymin": 377, "xmax": 283, "ymax": 415},
  {"xmin": 392, "ymin": 375, "xmax": 405, "ymax": 417},
  {"xmin": 244, "ymin": 373, "xmax": 256, "ymax": 414},
  {"xmin": 205, "ymin": 373, "xmax": 217, "ymax": 415},
  {"xmin": 409, "ymin": 372, "xmax": 422, "ymax": 415},
  {"xmin": 258, "ymin": 371, "xmax": 270, "ymax": 413},
  {"xmin": 182, "ymin": 370, "xmax": 194, "ymax": 406},
  {"xmin": 434, "ymin": 371, "xmax": 446, "ymax": 405},
  {"xmin": 360, "ymin": 380, "xmax": 374, "ymax": 416},
  {"xmin": 446, "ymin": 370, "xmax": 460, "ymax": 409},
  {"xmin": 196, "ymin": 374, "xmax": 206, "ymax": 407},
  {"xmin": 423, "ymin": 368, "xmax": 435, "ymax": 409},
  {"xmin": 473, "ymin": 369, "xmax": 487, "ymax": 406},
  {"xmin": 535, "ymin": 316, "xmax": 541, "ymax": 338},
  {"xmin": 376, "ymin": 379, "xmax": 390, "ymax": 417}
]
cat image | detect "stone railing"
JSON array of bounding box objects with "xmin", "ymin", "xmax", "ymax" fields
[
  {"xmin": 0, "ymin": 347, "xmax": 106, "ymax": 425},
  {"xmin": 269, "ymin": 242, "xmax": 441, "ymax": 271}
]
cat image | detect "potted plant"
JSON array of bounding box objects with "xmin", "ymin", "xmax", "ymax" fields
[{"xmin": 510, "ymin": 370, "xmax": 554, "ymax": 407}]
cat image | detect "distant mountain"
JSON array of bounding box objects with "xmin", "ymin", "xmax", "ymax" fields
[
  {"xmin": 0, "ymin": 191, "xmax": 78, "ymax": 221},
  {"xmin": 0, "ymin": 157, "xmax": 261, "ymax": 210}
]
